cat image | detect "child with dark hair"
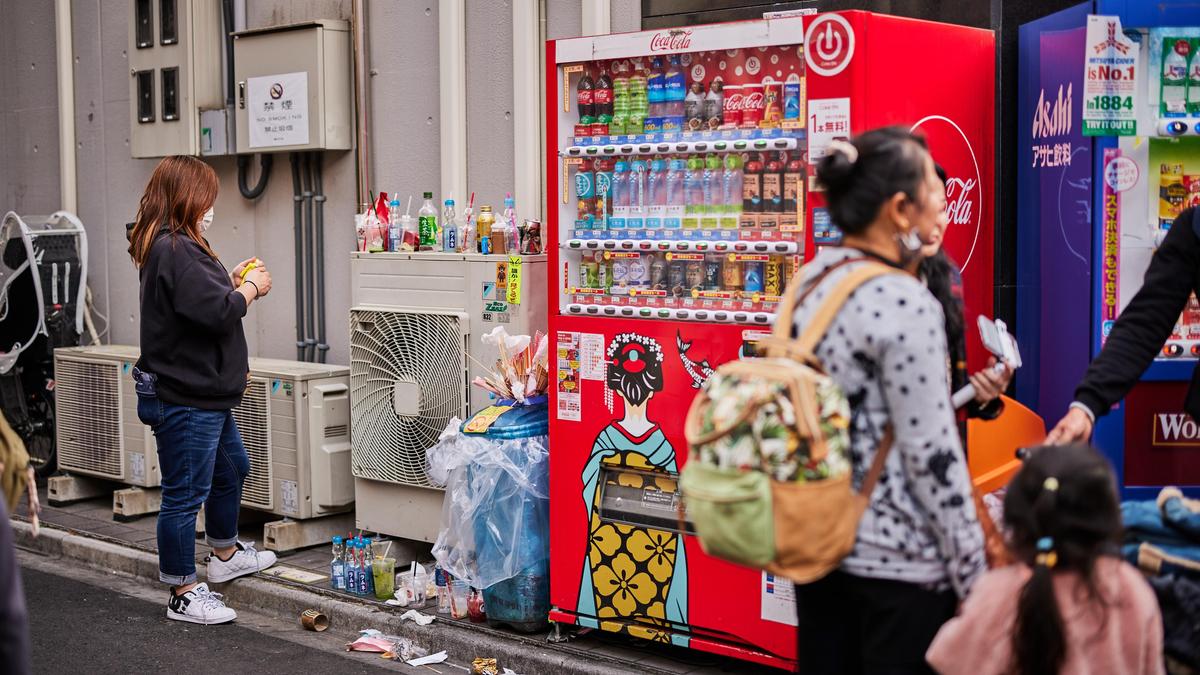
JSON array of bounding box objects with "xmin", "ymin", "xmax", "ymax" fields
[
  {"xmin": 577, "ymin": 333, "xmax": 689, "ymax": 646},
  {"xmin": 927, "ymin": 445, "xmax": 1163, "ymax": 675}
]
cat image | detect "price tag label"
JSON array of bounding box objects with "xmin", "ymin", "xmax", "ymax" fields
[{"xmin": 562, "ymin": 65, "xmax": 583, "ymax": 112}]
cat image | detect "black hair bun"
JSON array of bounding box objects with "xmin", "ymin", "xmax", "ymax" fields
[{"xmin": 816, "ymin": 145, "xmax": 856, "ymax": 193}]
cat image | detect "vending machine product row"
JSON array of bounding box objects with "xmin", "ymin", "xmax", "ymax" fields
[{"xmin": 547, "ymin": 12, "xmax": 995, "ymax": 669}]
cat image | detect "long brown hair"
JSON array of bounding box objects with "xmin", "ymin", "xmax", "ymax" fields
[{"xmin": 129, "ymin": 156, "xmax": 220, "ymax": 268}]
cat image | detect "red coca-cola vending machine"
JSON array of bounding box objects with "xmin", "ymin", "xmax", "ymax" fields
[{"xmin": 546, "ymin": 12, "xmax": 994, "ymax": 670}]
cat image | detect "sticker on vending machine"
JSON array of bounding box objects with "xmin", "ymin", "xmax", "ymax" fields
[
  {"xmin": 579, "ymin": 333, "xmax": 607, "ymax": 381},
  {"xmin": 556, "ymin": 332, "xmax": 583, "ymax": 421},
  {"xmin": 761, "ymin": 571, "xmax": 798, "ymax": 626}
]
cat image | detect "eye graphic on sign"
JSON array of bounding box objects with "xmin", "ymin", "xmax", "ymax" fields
[
  {"xmin": 270, "ymin": 83, "xmax": 284, "ymax": 99},
  {"xmin": 804, "ymin": 13, "xmax": 856, "ymax": 77}
]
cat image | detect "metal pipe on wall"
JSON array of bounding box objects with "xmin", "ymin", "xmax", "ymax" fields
[
  {"xmin": 301, "ymin": 153, "xmax": 316, "ymax": 361},
  {"xmin": 290, "ymin": 154, "xmax": 306, "ymax": 362},
  {"xmin": 313, "ymin": 153, "xmax": 327, "ymax": 363},
  {"xmin": 54, "ymin": 0, "xmax": 77, "ymax": 213},
  {"xmin": 351, "ymin": 0, "xmax": 371, "ymax": 205},
  {"xmin": 581, "ymin": 0, "xmax": 612, "ymax": 36},
  {"xmin": 513, "ymin": 0, "xmax": 544, "ymax": 220},
  {"xmin": 440, "ymin": 0, "xmax": 468, "ymax": 204}
]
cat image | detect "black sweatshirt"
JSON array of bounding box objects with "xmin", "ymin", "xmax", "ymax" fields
[
  {"xmin": 1074, "ymin": 207, "xmax": 1200, "ymax": 421},
  {"xmin": 136, "ymin": 232, "xmax": 249, "ymax": 410}
]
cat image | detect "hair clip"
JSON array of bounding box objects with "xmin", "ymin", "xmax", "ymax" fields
[
  {"xmin": 1036, "ymin": 537, "xmax": 1054, "ymax": 552},
  {"xmin": 1042, "ymin": 477, "xmax": 1059, "ymax": 492},
  {"xmin": 827, "ymin": 139, "xmax": 859, "ymax": 164},
  {"xmin": 1035, "ymin": 551, "xmax": 1059, "ymax": 569}
]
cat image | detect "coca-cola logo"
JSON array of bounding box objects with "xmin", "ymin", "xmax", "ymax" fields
[
  {"xmin": 910, "ymin": 115, "xmax": 983, "ymax": 273},
  {"xmin": 743, "ymin": 91, "xmax": 764, "ymax": 110},
  {"xmin": 650, "ymin": 30, "xmax": 692, "ymax": 52},
  {"xmin": 724, "ymin": 93, "xmax": 744, "ymax": 112},
  {"xmin": 804, "ymin": 14, "xmax": 855, "ymax": 77}
]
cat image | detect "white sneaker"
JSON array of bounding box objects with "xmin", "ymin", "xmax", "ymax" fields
[
  {"xmin": 205, "ymin": 540, "xmax": 278, "ymax": 584},
  {"xmin": 166, "ymin": 583, "xmax": 237, "ymax": 625}
]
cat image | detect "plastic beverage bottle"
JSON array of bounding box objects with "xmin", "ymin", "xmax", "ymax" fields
[
  {"xmin": 418, "ymin": 192, "xmax": 438, "ymax": 251},
  {"xmin": 702, "ymin": 154, "xmax": 723, "ymax": 230},
  {"xmin": 723, "ymin": 154, "xmax": 744, "ymax": 229},
  {"xmin": 665, "ymin": 157, "xmax": 685, "ymax": 230},
  {"xmin": 611, "ymin": 160, "xmax": 631, "ymax": 231},
  {"xmin": 362, "ymin": 538, "xmax": 376, "ymax": 596},
  {"xmin": 442, "ymin": 199, "xmax": 459, "ymax": 252},
  {"xmin": 330, "ymin": 536, "xmax": 346, "ymax": 591},
  {"xmin": 645, "ymin": 57, "xmax": 665, "ymax": 132},
  {"xmin": 629, "ymin": 159, "xmax": 648, "ymax": 229},
  {"xmin": 503, "ymin": 195, "xmax": 519, "ymax": 249},
  {"xmin": 1189, "ymin": 42, "xmax": 1200, "ymax": 114},
  {"xmin": 663, "ymin": 55, "xmax": 687, "ymax": 130},
  {"xmin": 577, "ymin": 65, "xmax": 596, "ymax": 124},
  {"xmin": 345, "ymin": 540, "xmax": 359, "ymax": 594},
  {"xmin": 1165, "ymin": 39, "xmax": 1189, "ymax": 115},
  {"xmin": 387, "ymin": 195, "xmax": 402, "ymax": 252},
  {"xmin": 627, "ymin": 61, "xmax": 648, "ymax": 134},
  {"xmin": 611, "ymin": 61, "xmax": 630, "ymax": 135},
  {"xmin": 683, "ymin": 156, "xmax": 705, "ymax": 230},
  {"xmin": 594, "ymin": 159, "xmax": 614, "ymax": 231},
  {"xmin": 595, "ymin": 61, "xmax": 614, "ymax": 127},
  {"xmin": 685, "ymin": 82, "xmax": 705, "ymax": 131},
  {"xmin": 704, "ymin": 80, "xmax": 725, "ymax": 130},
  {"xmin": 576, "ymin": 159, "xmax": 596, "ymax": 230},
  {"xmin": 647, "ymin": 157, "xmax": 667, "ymax": 229}
]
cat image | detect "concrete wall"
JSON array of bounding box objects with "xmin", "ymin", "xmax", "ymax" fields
[
  {"xmin": 1, "ymin": 0, "xmax": 639, "ymax": 366},
  {"xmin": 0, "ymin": 0, "xmax": 61, "ymax": 215}
]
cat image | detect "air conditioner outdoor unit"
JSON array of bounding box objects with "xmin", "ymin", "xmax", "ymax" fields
[
  {"xmin": 54, "ymin": 346, "xmax": 352, "ymax": 519},
  {"xmin": 54, "ymin": 345, "xmax": 158, "ymax": 486},
  {"xmin": 349, "ymin": 252, "xmax": 547, "ymax": 543}
]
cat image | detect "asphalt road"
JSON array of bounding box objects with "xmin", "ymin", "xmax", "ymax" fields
[{"xmin": 20, "ymin": 553, "xmax": 416, "ymax": 674}]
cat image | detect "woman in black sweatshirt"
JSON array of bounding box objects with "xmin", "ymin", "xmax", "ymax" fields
[{"xmin": 128, "ymin": 156, "xmax": 275, "ymax": 625}]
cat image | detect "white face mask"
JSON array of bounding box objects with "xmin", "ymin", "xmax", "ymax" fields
[{"xmin": 200, "ymin": 207, "xmax": 215, "ymax": 232}]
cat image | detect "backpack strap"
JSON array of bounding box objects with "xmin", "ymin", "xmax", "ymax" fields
[{"xmin": 794, "ymin": 263, "xmax": 898, "ymax": 355}]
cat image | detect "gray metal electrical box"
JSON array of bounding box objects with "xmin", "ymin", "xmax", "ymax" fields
[
  {"xmin": 128, "ymin": 0, "xmax": 224, "ymax": 158},
  {"xmin": 232, "ymin": 20, "xmax": 353, "ymax": 154}
]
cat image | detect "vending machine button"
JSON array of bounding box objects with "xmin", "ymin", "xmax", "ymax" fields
[
  {"xmin": 695, "ymin": 243, "xmax": 709, "ymax": 251},
  {"xmin": 658, "ymin": 309, "xmax": 672, "ymax": 318},
  {"xmin": 675, "ymin": 242, "xmax": 689, "ymax": 251},
  {"xmin": 621, "ymin": 241, "xmax": 634, "ymax": 249},
  {"xmin": 676, "ymin": 310, "xmax": 691, "ymax": 320},
  {"xmin": 657, "ymin": 241, "xmax": 671, "ymax": 250},
  {"xmin": 1191, "ymin": 344, "xmax": 1200, "ymax": 357},
  {"xmin": 568, "ymin": 240, "xmax": 582, "ymax": 249},
  {"xmin": 585, "ymin": 147, "xmax": 599, "ymax": 155},
  {"xmin": 774, "ymin": 139, "xmax": 789, "ymax": 149},
  {"xmin": 754, "ymin": 242, "xmax": 769, "ymax": 252},
  {"xmin": 733, "ymin": 242, "xmax": 749, "ymax": 251},
  {"xmin": 639, "ymin": 308, "xmax": 653, "ymax": 317},
  {"xmin": 675, "ymin": 143, "xmax": 689, "ymax": 152},
  {"xmin": 714, "ymin": 141, "xmax": 728, "ymax": 151},
  {"xmin": 639, "ymin": 241, "xmax": 652, "ymax": 250},
  {"xmin": 603, "ymin": 240, "xmax": 617, "ymax": 249},
  {"xmin": 753, "ymin": 140, "xmax": 768, "ymax": 149},
  {"xmin": 734, "ymin": 141, "xmax": 748, "ymax": 150},
  {"xmin": 733, "ymin": 312, "xmax": 749, "ymax": 322},
  {"xmin": 567, "ymin": 147, "xmax": 581, "ymax": 156},
  {"xmin": 775, "ymin": 242, "xmax": 792, "ymax": 253},
  {"xmin": 1164, "ymin": 343, "xmax": 1184, "ymax": 357},
  {"xmin": 586, "ymin": 306, "xmax": 600, "ymax": 315},
  {"xmin": 617, "ymin": 145, "xmax": 631, "ymax": 154},
  {"xmin": 714, "ymin": 312, "xmax": 729, "ymax": 321},
  {"xmin": 656, "ymin": 144, "xmax": 670, "ymax": 153},
  {"xmin": 1168, "ymin": 121, "xmax": 1189, "ymax": 136},
  {"xmin": 714, "ymin": 242, "xmax": 729, "ymax": 251},
  {"xmin": 621, "ymin": 307, "xmax": 635, "ymax": 317},
  {"xmin": 753, "ymin": 313, "xmax": 771, "ymax": 324},
  {"xmin": 603, "ymin": 146, "xmax": 618, "ymax": 154},
  {"xmin": 638, "ymin": 145, "xmax": 652, "ymax": 153},
  {"xmin": 694, "ymin": 311, "xmax": 709, "ymax": 320},
  {"xmin": 585, "ymin": 240, "xmax": 600, "ymax": 249},
  {"xmin": 603, "ymin": 306, "xmax": 617, "ymax": 316},
  {"xmin": 568, "ymin": 304, "xmax": 583, "ymax": 314},
  {"xmin": 695, "ymin": 142, "xmax": 708, "ymax": 151}
]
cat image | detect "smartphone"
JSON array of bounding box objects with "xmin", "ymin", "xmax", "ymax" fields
[{"xmin": 977, "ymin": 316, "xmax": 1022, "ymax": 368}]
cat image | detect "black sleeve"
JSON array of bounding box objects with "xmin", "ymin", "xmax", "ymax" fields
[
  {"xmin": 1074, "ymin": 208, "xmax": 1200, "ymax": 419},
  {"xmin": 173, "ymin": 254, "xmax": 248, "ymax": 334},
  {"xmin": 967, "ymin": 397, "xmax": 1004, "ymax": 421},
  {"xmin": 0, "ymin": 500, "xmax": 31, "ymax": 675}
]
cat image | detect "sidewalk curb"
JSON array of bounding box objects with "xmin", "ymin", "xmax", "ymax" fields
[{"xmin": 11, "ymin": 520, "xmax": 667, "ymax": 675}]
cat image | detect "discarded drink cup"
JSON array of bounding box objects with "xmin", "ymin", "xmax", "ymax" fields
[
  {"xmin": 373, "ymin": 557, "xmax": 396, "ymax": 600},
  {"xmin": 300, "ymin": 609, "xmax": 329, "ymax": 632}
]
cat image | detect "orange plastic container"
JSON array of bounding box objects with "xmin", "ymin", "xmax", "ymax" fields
[{"xmin": 967, "ymin": 395, "xmax": 1046, "ymax": 494}]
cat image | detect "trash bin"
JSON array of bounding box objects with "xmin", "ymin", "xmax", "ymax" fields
[
  {"xmin": 468, "ymin": 402, "xmax": 549, "ymax": 633},
  {"xmin": 427, "ymin": 401, "xmax": 550, "ymax": 633}
]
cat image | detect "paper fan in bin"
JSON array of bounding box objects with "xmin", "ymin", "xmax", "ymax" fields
[{"xmin": 349, "ymin": 308, "xmax": 469, "ymax": 488}]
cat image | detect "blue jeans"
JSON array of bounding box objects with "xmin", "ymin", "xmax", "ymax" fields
[{"xmin": 137, "ymin": 395, "xmax": 250, "ymax": 586}]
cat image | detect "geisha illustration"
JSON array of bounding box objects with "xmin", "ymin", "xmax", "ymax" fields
[{"xmin": 577, "ymin": 333, "xmax": 689, "ymax": 647}]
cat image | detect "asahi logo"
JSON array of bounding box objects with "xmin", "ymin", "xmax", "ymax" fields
[
  {"xmin": 650, "ymin": 30, "xmax": 692, "ymax": 52},
  {"xmin": 1155, "ymin": 414, "xmax": 1200, "ymax": 444},
  {"xmin": 1032, "ymin": 83, "xmax": 1072, "ymax": 139},
  {"xmin": 945, "ymin": 177, "xmax": 978, "ymax": 227}
]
